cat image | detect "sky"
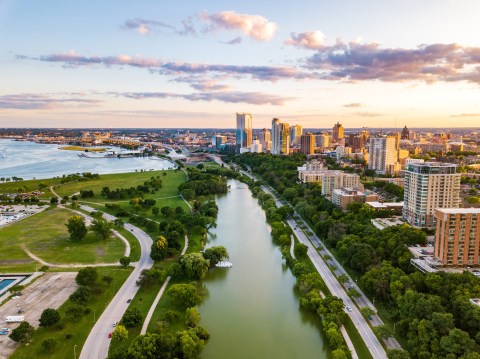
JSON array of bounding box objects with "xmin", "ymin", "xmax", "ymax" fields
[{"xmin": 1, "ymin": 0, "xmax": 480, "ymax": 129}]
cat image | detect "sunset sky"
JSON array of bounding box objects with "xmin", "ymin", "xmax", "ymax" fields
[{"xmin": 1, "ymin": 0, "xmax": 480, "ymax": 129}]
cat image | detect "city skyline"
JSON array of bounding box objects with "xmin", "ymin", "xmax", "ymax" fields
[{"xmin": 2, "ymin": 0, "xmax": 480, "ymax": 128}]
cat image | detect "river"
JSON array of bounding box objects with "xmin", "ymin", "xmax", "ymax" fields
[
  {"xmin": 0, "ymin": 139, "xmax": 173, "ymax": 180},
  {"xmin": 199, "ymin": 180, "xmax": 330, "ymax": 358}
]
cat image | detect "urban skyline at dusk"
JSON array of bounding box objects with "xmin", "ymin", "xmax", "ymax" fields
[{"xmin": 2, "ymin": 0, "xmax": 480, "ymax": 128}]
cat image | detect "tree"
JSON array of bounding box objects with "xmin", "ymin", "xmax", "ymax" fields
[
  {"xmin": 161, "ymin": 206, "xmax": 175, "ymax": 218},
  {"xmin": 90, "ymin": 218, "xmax": 113, "ymax": 240},
  {"xmin": 332, "ymin": 348, "xmax": 348, "ymax": 359},
  {"xmin": 50, "ymin": 196, "xmax": 58, "ymax": 204},
  {"xmin": 69, "ymin": 285, "xmax": 92, "ymax": 304},
  {"xmin": 360, "ymin": 307, "xmax": 376, "ymax": 319},
  {"xmin": 66, "ymin": 304, "xmax": 88, "ymax": 322},
  {"xmin": 386, "ymin": 349, "xmax": 410, "ymax": 359},
  {"xmin": 202, "ymin": 246, "xmax": 229, "ymax": 266},
  {"xmin": 151, "ymin": 236, "xmax": 169, "ymax": 261},
  {"xmin": 167, "ymin": 283, "xmax": 203, "ymax": 309},
  {"xmin": 119, "ymin": 256, "xmax": 131, "ymax": 268},
  {"xmin": 440, "ymin": 328, "xmax": 477, "ymax": 357},
  {"xmin": 39, "ymin": 308, "xmax": 61, "ymax": 327},
  {"xmin": 122, "ymin": 307, "xmax": 143, "ymax": 328},
  {"xmin": 66, "ymin": 215, "xmax": 87, "ymax": 241},
  {"xmin": 41, "ymin": 338, "xmax": 57, "ymax": 353},
  {"xmin": 185, "ymin": 307, "xmax": 201, "ymax": 328},
  {"xmin": 76, "ymin": 267, "xmax": 98, "ymax": 286},
  {"xmin": 10, "ymin": 321, "xmax": 34, "ymax": 343},
  {"xmin": 114, "ymin": 218, "xmax": 124, "ymax": 228},
  {"xmin": 112, "ymin": 324, "xmax": 128, "ymax": 341},
  {"xmin": 294, "ymin": 243, "xmax": 308, "ymax": 258},
  {"xmin": 374, "ymin": 324, "xmax": 393, "ymax": 340},
  {"xmin": 181, "ymin": 253, "xmax": 210, "ymax": 279},
  {"xmin": 338, "ymin": 274, "xmax": 350, "ymax": 284}
]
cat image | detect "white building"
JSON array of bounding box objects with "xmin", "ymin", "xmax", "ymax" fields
[
  {"xmin": 368, "ymin": 136, "xmax": 401, "ymax": 175},
  {"xmin": 250, "ymin": 139, "xmax": 263, "ymax": 153},
  {"xmin": 403, "ymin": 162, "xmax": 461, "ymax": 228}
]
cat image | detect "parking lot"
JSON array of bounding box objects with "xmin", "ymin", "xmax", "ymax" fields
[{"xmin": 0, "ymin": 272, "xmax": 78, "ymax": 358}]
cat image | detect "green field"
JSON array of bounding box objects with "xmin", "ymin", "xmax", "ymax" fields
[
  {"xmin": 0, "ymin": 207, "xmax": 125, "ymax": 271},
  {"xmin": 0, "ymin": 177, "xmax": 65, "ymax": 199},
  {"xmin": 10, "ymin": 267, "xmax": 132, "ymax": 359}
]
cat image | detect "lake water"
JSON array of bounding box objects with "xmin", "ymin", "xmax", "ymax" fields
[
  {"xmin": 199, "ymin": 180, "xmax": 330, "ymax": 359},
  {"xmin": 0, "ymin": 139, "xmax": 174, "ymax": 180}
]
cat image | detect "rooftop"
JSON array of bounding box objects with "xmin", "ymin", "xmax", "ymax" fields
[{"xmin": 436, "ymin": 208, "xmax": 480, "ymax": 214}]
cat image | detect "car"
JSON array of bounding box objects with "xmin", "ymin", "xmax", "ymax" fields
[
  {"xmin": 113, "ymin": 322, "xmax": 117, "ymax": 327},
  {"xmin": 127, "ymin": 299, "xmax": 132, "ymax": 303},
  {"xmin": 108, "ymin": 332, "xmax": 112, "ymax": 338},
  {"xmin": 346, "ymin": 306, "xmax": 352, "ymax": 312},
  {"xmin": 1, "ymin": 328, "xmax": 10, "ymax": 332},
  {"xmin": 0, "ymin": 331, "xmax": 8, "ymax": 336}
]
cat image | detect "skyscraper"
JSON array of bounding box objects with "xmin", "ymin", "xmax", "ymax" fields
[
  {"xmin": 258, "ymin": 128, "xmax": 271, "ymax": 152},
  {"xmin": 290, "ymin": 125, "xmax": 303, "ymax": 146},
  {"xmin": 332, "ymin": 122, "xmax": 344, "ymax": 142},
  {"xmin": 271, "ymin": 118, "xmax": 290, "ymax": 155},
  {"xmin": 368, "ymin": 136, "xmax": 400, "ymax": 175},
  {"xmin": 236, "ymin": 112, "xmax": 253, "ymax": 152},
  {"xmin": 403, "ymin": 162, "xmax": 461, "ymax": 228},
  {"xmin": 300, "ymin": 133, "xmax": 315, "ymax": 155}
]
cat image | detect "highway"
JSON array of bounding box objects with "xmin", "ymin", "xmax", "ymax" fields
[{"xmin": 79, "ymin": 204, "xmax": 154, "ymax": 359}]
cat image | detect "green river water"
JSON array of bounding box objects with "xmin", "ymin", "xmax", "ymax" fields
[{"xmin": 199, "ymin": 180, "xmax": 330, "ymax": 359}]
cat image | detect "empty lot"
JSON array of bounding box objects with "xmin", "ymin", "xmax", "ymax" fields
[{"xmin": 0, "ymin": 272, "xmax": 78, "ymax": 359}]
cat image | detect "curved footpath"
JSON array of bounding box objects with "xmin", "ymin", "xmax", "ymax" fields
[{"xmin": 79, "ymin": 203, "xmax": 154, "ymax": 359}]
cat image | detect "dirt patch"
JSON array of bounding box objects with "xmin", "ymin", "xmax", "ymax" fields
[
  {"xmin": 0, "ymin": 272, "xmax": 78, "ymax": 359},
  {"xmin": 95, "ymin": 246, "xmax": 106, "ymax": 257},
  {"xmin": 0, "ymin": 259, "xmax": 34, "ymax": 265}
]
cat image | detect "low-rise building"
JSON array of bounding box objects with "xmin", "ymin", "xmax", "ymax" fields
[{"xmin": 332, "ymin": 187, "xmax": 379, "ymax": 209}]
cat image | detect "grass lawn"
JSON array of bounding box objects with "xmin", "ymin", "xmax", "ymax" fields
[
  {"xmin": 54, "ymin": 170, "xmax": 187, "ymax": 201},
  {"xmin": 0, "ymin": 207, "xmax": 126, "ymax": 271},
  {"xmin": 343, "ymin": 316, "xmax": 374, "ymax": 359},
  {"xmin": 59, "ymin": 146, "xmax": 107, "ymax": 152},
  {"xmin": 10, "ymin": 267, "xmax": 132, "ymax": 359},
  {"xmin": 116, "ymin": 227, "xmax": 140, "ymax": 262},
  {"xmin": 0, "ymin": 177, "xmax": 65, "ymax": 199}
]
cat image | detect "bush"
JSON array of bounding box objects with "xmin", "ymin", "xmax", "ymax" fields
[
  {"xmin": 41, "ymin": 338, "xmax": 57, "ymax": 353},
  {"xmin": 76, "ymin": 267, "xmax": 98, "ymax": 286},
  {"xmin": 10, "ymin": 321, "xmax": 34, "ymax": 343},
  {"xmin": 69, "ymin": 286, "xmax": 92, "ymax": 304},
  {"xmin": 122, "ymin": 307, "xmax": 143, "ymax": 328},
  {"xmin": 39, "ymin": 308, "xmax": 61, "ymax": 327}
]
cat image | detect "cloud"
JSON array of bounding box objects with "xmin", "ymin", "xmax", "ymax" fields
[
  {"xmin": 285, "ymin": 31, "xmax": 325, "ymax": 50},
  {"xmin": 305, "ymin": 41, "xmax": 480, "ymax": 84},
  {"xmin": 354, "ymin": 111, "xmax": 385, "ymax": 117},
  {"xmin": 123, "ymin": 17, "xmax": 196, "ymax": 36},
  {"xmin": 343, "ymin": 103, "xmax": 363, "ymax": 108},
  {"xmin": 450, "ymin": 113, "xmax": 480, "ymax": 117},
  {"xmin": 220, "ymin": 37, "xmax": 242, "ymax": 45},
  {"xmin": 200, "ymin": 11, "xmax": 277, "ymax": 41},
  {"xmin": 25, "ymin": 51, "xmax": 311, "ymax": 82},
  {"xmin": 0, "ymin": 94, "xmax": 101, "ymax": 110},
  {"xmin": 110, "ymin": 91, "xmax": 293, "ymax": 106}
]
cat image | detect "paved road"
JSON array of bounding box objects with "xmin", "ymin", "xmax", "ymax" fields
[{"xmin": 79, "ymin": 204, "xmax": 154, "ymax": 359}]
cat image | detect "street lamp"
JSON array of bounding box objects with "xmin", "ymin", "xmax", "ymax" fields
[
  {"xmin": 74, "ymin": 344, "xmax": 77, "ymax": 359},
  {"xmin": 93, "ymin": 310, "xmax": 96, "ymax": 323}
]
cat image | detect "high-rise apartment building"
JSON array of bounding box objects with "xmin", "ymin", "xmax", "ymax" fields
[
  {"xmin": 271, "ymin": 118, "xmax": 290, "ymax": 155},
  {"xmin": 300, "ymin": 132, "xmax": 315, "ymax": 155},
  {"xmin": 332, "ymin": 122, "xmax": 344, "ymax": 142},
  {"xmin": 236, "ymin": 112, "xmax": 253, "ymax": 152},
  {"xmin": 434, "ymin": 208, "xmax": 480, "ymax": 267},
  {"xmin": 403, "ymin": 162, "xmax": 461, "ymax": 228},
  {"xmin": 258, "ymin": 128, "xmax": 271, "ymax": 152},
  {"xmin": 315, "ymin": 133, "xmax": 330, "ymax": 150},
  {"xmin": 321, "ymin": 171, "xmax": 361, "ymax": 196},
  {"xmin": 290, "ymin": 125, "xmax": 303, "ymax": 146},
  {"xmin": 368, "ymin": 136, "xmax": 401, "ymax": 175}
]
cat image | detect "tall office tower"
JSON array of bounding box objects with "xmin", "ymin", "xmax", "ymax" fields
[
  {"xmin": 290, "ymin": 125, "xmax": 303, "ymax": 146},
  {"xmin": 401, "ymin": 125, "xmax": 409, "ymax": 140},
  {"xmin": 434, "ymin": 208, "xmax": 480, "ymax": 267},
  {"xmin": 300, "ymin": 133, "xmax": 315, "ymax": 155},
  {"xmin": 236, "ymin": 112, "xmax": 253, "ymax": 152},
  {"xmin": 403, "ymin": 162, "xmax": 461, "ymax": 228},
  {"xmin": 315, "ymin": 133, "xmax": 330, "ymax": 150},
  {"xmin": 258, "ymin": 128, "xmax": 271, "ymax": 152},
  {"xmin": 368, "ymin": 136, "xmax": 400, "ymax": 175},
  {"xmin": 271, "ymin": 118, "xmax": 290, "ymax": 155},
  {"xmin": 332, "ymin": 122, "xmax": 344, "ymax": 142}
]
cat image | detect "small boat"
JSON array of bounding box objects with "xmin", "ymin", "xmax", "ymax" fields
[{"xmin": 215, "ymin": 261, "xmax": 233, "ymax": 268}]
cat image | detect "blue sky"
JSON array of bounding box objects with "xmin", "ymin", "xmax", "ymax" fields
[{"xmin": 1, "ymin": 0, "xmax": 480, "ymax": 128}]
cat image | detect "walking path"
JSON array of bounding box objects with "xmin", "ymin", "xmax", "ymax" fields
[{"xmin": 290, "ymin": 235, "xmax": 296, "ymax": 259}]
